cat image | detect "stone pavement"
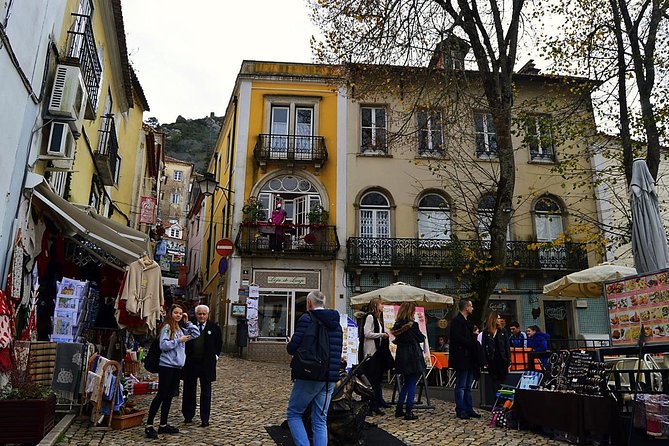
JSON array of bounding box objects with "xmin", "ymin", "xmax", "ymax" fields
[{"xmin": 57, "ymin": 355, "xmax": 565, "ymax": 446}]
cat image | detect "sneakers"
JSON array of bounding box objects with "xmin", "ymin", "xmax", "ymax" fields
[
  {"xmin": 158, "ymin": 425, "xmax": 180, "ymax": 434},
  {"xmin": 144, "ymin": 426, "xmax": 158, "ymax": 439}
]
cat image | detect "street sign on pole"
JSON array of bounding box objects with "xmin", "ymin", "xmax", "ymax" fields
[
  {"xmin": 216, "ymin": 238, "xmax": 234, "ymax": 257},
  {"xmin": 218, "ymin": 258, "xmax": 228, "ymax": 275}
]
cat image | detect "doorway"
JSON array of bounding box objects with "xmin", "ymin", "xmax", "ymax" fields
[{"xmin": 542, "ymin": 300, "xmax": 574, "ymax": 343}]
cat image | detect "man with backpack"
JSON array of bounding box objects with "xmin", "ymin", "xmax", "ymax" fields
[{"xmin": 286, "ymin": 291, "xmax": 343, "ymax": 446}]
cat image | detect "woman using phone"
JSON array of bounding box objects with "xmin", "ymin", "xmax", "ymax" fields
[{"xmin": 145, "ymin": 304, "xmax": 200, "ymax": 439}]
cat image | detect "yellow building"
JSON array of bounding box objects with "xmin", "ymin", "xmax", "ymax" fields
[
  {"xmin": 34, "ymin": 0, "xmax": 149, "ymax": 228},
  {"xmin": 201, "ymin": 61, "xmax": 343, "ymax": 360}
]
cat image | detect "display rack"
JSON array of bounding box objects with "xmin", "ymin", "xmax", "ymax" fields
[{"xmin": 80, "ymin": 353, "xmax": 121, "ymax": 429}]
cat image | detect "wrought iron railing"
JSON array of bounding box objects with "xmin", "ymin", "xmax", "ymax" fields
[
  {"xmin": 66, "ymin": 13, "xmax": 102, "ymax": 114},
  {"xmin": 235, "ymin": 223, "xmax": 339, "ymax": 258},
  {"xmin": 254, "ymin": 134, "xmax": 327, "ymax": 166},
  {"xmin": 346, "ymin": 237, "xmax": 588, "ymax": 270},
  {"xmin": 95, "ymin": 115, "xmax": 119, "ymax": 186}
]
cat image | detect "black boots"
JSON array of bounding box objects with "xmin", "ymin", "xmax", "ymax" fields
[
  {"xmin": 394, "ymin": 405, "xmax": 405, "ymax": 418},
  {"xmin": 404, "ymin": 409, "xmax": 418, "ymax": 420}
]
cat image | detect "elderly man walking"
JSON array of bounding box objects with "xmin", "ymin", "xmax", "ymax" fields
[
  {"xmin": 181, "ymin": 304, "xmax": 223, "ymax": 427},
  {"xmin": 286, "ymin": 291, "xmax": 343, "ymax": 446}
]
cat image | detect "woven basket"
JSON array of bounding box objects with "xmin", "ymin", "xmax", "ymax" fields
[{"xmin": 123, "ymin": 360, "xmax": 140, "ymax": 376}]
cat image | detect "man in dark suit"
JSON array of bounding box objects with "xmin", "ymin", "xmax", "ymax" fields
[
  {"xmin": 449, "ymin": 299, "xmax": 481, "ymax": 420},
  {"xmin": 182, "ymin": 304, "xmax": 223, "ymax": 427}
]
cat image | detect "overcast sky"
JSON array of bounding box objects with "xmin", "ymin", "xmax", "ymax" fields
[{"xmin": 122, "ymin": 0, "xmax": 318, "ymax": 124}]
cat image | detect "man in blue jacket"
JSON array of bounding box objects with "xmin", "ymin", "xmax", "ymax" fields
[{"xmin": 286, "ymin": 291, "xmax": 343, "ymax": 446}]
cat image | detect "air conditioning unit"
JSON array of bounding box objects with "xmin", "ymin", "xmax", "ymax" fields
[
  {"xmin": 46, "ymin": 121, "xmax": 75, "ymax": 157},
  {"xmin": 48, "ymin": 64, "xmax": 88, "ymax": 137}
]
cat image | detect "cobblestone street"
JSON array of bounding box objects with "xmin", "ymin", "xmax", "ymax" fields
[{"xmin": 57, "ymin": 355, "xmax": 565, "ymax": 446}]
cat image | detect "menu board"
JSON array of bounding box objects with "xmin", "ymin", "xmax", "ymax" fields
[
  {"xmin": 382, "ymin": 305, "xmax": 431, "ymax": 366},
  {"xmin": 605, "ymin": 269, "xmax": 669, "ymax": 346}
]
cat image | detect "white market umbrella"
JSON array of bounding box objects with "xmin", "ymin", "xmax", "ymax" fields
[
  {"xmin": 350, "ymin": 282, "xmax": 454, "ymax": 309},
  {"xmin": 543, "ymin": 264, "xmax": 637, "ymax": 298},
  {"xmin": 630, "ymin": 159, "xmax": 669, "ymax": 274}
]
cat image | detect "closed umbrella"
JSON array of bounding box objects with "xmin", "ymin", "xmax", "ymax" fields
[
  {"xmin": 543, "ymin": 263, "xmax": 637, "ymax": 298},
  {"xmin": 350, "ymin": 282, "xmax": 453, "ymax": 309},
  {"xmin": 630, "ymin": 159, "xmax": 669, "ymax": 274}
]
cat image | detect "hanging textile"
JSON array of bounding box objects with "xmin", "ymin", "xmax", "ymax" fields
[
  {"xmin": 117, "ymin": 258, "xmax": 164, "ymax": 332},
  {"xmin": 51, "ymin": 342, "xmax": 86, "ymax": 400},
  {"xmin": 0, "ymin": 290, "xmax": 14, "ymax": 372}
]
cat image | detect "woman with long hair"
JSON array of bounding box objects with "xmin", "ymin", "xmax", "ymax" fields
[
  {"xmin": 361, "ymin": 297, "xmax": 393, "ymax": 415},
  {"xmin": 390, "ymin": 302, "xmax": 426, "ymax": 421},
  {"xmin": 145, "ymin": 304, "xmax": 200, "ymax": 439},
  {"xmin": 481, "ymin": 311, "xmax": 510, "ymax": 393}
]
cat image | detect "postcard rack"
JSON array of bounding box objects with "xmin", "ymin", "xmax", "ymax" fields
[{"xmin": 80, "ymin": 353, "xmax": 121, "ymax": 429}]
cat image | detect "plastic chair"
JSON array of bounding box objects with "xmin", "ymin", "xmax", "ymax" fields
[{"xmin": 428, "ymin": 354, "xmax": 443, "ymax": 386}]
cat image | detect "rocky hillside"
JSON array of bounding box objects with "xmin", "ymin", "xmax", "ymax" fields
[{"xmin": 153, "ymin": 114, "xmax": 223, "ymax": 173}]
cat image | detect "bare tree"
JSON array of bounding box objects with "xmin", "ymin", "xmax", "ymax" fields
[
  {"xmin": 544, "ymin": 0, "xmax": 669, "ymax": 183},
  {"xmin": 309, "ymin": 0, "xmax": 597, "ymax": 316}
]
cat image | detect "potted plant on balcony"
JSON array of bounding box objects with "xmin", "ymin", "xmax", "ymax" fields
[
  {"xmin": 0, "ymin": 366, "xmax": 57, "ymax": 444},
  {"xmin": 305, "ymin": 205, "xmax": 330, "ymax": 250},
  {"xmin": 307, "ymin": 205, "xmax": 329, "ymax": 227},
  {"xmin": 242, "ymin": 197, "xmax": 266, "ymax": 224}
]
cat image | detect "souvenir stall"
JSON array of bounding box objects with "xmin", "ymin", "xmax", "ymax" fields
[{"xmin": 1, "ymin": 177, "xmax": 157, "ymax": 432}]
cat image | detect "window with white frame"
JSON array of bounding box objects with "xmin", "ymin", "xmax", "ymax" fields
[
  {"xmin": 525, "ymin": 115, "xmax": 556, "ymax": 162},
  {"xmin": 266, "ymin": 96, "xmax": 319, "ymax": 159},
  {"xmin": 417, "ymin": 110, "xmax": 444, "ymax": 156},
  {"xmin": 477, "ymin": 194, "xmax": 512, "ymax": 242},
  {"xmin": 474, "ymin": 112, "xmax": 497, "ymax": 158},
  {"xmin": 170, "ymin": 193, "xmax": 180, "ymax": 204},
  {"xmin": 417, "ymin": 193, "xmax": 450, "ymax": 240},
  {"xmin": 534, "ymin": 196, "xmax": 566, "ymax": 267},
  {"xmin": 359, "ymin": 192, "xmax": 390, "ymax": 238},
  {"xmin": 360, "ymin": 106, "xmax": 387, "ymax": 154},
  {"xmin": 173, "ymin": 170, "xmax": 183, "ymax": 181},
  {"xmin": 169, "ymin": 227, "xmax": 182, "ymax": 239}
]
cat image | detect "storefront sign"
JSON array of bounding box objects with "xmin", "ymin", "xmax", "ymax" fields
[
  {"xmin": 178, "ymin": 266, "xmax": 187, "ymax": 288},
  {"xmin": 267, "ymin": 276, "xmax": 306, "ymax": 285},
  {"xmin": 544, "ymin": 304, "xmax": 568, "ymax": 321},
  {"xmin": 139, "ymin": 196, "xmax": 157, "ymax": 224}
]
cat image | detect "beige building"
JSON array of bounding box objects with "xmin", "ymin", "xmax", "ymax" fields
[
  {"xmin": 342, "ymin": 56, "xmax": 606, "ymax": 344},
  {"xmin": 159, "ymin": 156, "xmax": 193, "ymax": 275}
]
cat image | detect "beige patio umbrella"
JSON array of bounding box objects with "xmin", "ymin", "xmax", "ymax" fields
[
  {"xmin": 543, "ymin": 264, "xmax": 637, "ymax": 298},
  {"xmin": 350, "ymin": 282, "xmax": 454, "ymax": 309}
]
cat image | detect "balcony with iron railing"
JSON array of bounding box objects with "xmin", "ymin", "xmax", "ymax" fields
[
  {"xmin": 65, "ymin": 13, "xmax": 102, "ymax": 118},
  {"xmin": 94, "ymin": 115, "xmax": 119, "ymax": 186},
  {"xmin": 345, "ymin": 237, "xmax": 589, "ymax": 271},
  {"xmin": 253, "ymin": 134, "xmax": 327, "ymax": 172},
  {"xmin": 235, "ymin": 223, "xmax": 339, "ymax": 259}
]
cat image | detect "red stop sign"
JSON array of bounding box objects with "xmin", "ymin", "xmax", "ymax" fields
[{"xmin": 216, "ymin": 238, "xmax": 234, "ymax": 257}]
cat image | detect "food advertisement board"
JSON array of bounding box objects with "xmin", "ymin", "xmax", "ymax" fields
[{"xmin": 605, "ymin": 269, "xmax": 669, "ymax": 346}]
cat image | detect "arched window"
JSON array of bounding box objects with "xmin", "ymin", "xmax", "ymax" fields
[
  {"xmin": 417, "ymin": 193, "xmax": 450, "ymax": 240},
  {"xmin": 257, "ymin": 175, "xmax": 323, "ymax": 229},
  {"xmin": 359, "ymin": 191, "xmax": 390, "ymax": 238},
  {"xmin": 534, "ymin": 196, "xmax": 563, "ymax": 242}
]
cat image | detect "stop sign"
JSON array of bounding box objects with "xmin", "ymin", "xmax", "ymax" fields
[{"xmin": 216, "ymin": 238, "xmax": 234, "ymax": 257}]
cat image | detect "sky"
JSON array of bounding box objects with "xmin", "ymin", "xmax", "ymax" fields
[{"xmin": 122, "ymin": 0, "xmax": 319, "ymax": 124}]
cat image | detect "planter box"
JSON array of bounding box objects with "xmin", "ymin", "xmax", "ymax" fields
[
  {"xmin": 0, "ymin": 394, "xmax": 56, "ymax": 444},
  {"xmin": 111, "ymin": 410, "xmax": 146, "ymax": 430}
]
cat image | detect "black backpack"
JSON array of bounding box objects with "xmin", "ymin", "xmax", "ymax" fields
[
  {"xmin": 291, "ymin": 312, "xmax": 330, "ymax": 381},
  {"xmin": 143, "ymin": 337, "xmax": 161, "ymax": 373}
]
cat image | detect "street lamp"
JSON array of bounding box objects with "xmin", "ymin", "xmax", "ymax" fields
[{"xmin": 197, "ymin": 172, "xmax": 233, "ymax": 197}]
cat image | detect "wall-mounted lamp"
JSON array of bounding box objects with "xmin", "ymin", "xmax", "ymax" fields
[{"xmin": 197, "ymin": 172, "xmax": 234, "ymax": 197}]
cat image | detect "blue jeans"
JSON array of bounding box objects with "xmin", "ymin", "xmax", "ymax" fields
[
  {"xmin": 286, "ymin": 380, "xmax": 335, "ymax": 446},
  {"xmin": 397, "ymin": 374, "xmax": 419, "ymax": 410},
  {"xmin": 454, "ymin": 368, "xmax": 475, "ymax": 416}
]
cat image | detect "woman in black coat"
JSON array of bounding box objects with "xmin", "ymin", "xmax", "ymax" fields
[
  {"xmin": 481, "ymin": 311, "xmax": 511, "ymax": 393},
  {"xmin": 390, "ymin": 302, "xmax": 426, "ymax": 421}
]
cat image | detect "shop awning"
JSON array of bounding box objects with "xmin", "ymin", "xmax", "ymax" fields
[{"xmin": 32, "ymin": 181, "xmax": 147, "ymax": 266}]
